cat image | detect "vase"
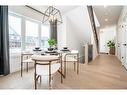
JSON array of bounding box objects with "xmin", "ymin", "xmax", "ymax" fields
[
  {"xmin": 48, "ymin": 47, "xmax": 54, "ymax": 51},
  {"xmin": 109, "ymin": 47, "xmax": 115, "ymax": 55}
]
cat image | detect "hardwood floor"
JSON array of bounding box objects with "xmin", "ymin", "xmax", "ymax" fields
[{"xmin": 0, "ymin": 54, "xmax": 127, "ymax": 89}]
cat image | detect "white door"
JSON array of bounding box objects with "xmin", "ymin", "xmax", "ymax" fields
[
  {"xmin": 125, "ymin": 25, "xmax": 127, "ymax": 67},
  {"xmin": 123, "ymin": 24, "xmax": 127, "ymax": 67},
  {"xmin": 121, "ymin": 30, "xmax": 125, "ymax": 64},
  {"xmin": 99, "ymin": 32, "xmax": 107, "ymax": 53},
  {"xmin": 120, "ymin": 23, "xmax": 127, "ymax": 68}
]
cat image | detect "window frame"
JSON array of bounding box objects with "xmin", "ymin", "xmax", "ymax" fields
[
  {"xmin": 41, "ymin": 24, "xmax": 50, "ymax": 50},
  {"xmin": 9, "ymin": 12, "xmax": 22, "ymax": 53},
  {"xmin": 25, "ymin": 19, "xmax": 40, "ymax": 50},
  {"xmin": 9, "ymin": 11, "xmax": 50, "ymax": 52}
]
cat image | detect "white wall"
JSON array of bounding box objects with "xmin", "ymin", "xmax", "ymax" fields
[
  {"xmin": 116, "ymin": 6, "xmax": 127, "ymax": 67},
  {"xmin": 99, "ymin": 25, "xmax": 116, "ymax": 53},
  {"xmin": 58, "ymin": 6, "xmax": 93, "ymax": 63},
  {"xmin": 57, "ymin": 15, "xmax": 67, "ymax": 49}
]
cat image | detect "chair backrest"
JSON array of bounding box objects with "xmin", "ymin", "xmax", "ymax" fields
[
  {"xmin": 71, "ymin": 50, "xmax": 79, "ymax": 54},
  {"xmin": 31, "ymin": 55, "xmax": 61, "ymax": 62},
  {"xmin": 21, "ymin": 53, "xmax": 33, "ymax": 61},
  {"xmin": 61, "ymin": 50, "xmax": 79, "ymax": 61},
  {"xmin": 31, "ymin": 54, "xmax": 61, "ymax": 76}
]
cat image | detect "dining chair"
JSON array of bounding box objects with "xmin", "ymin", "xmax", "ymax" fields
[
  {"xmin": 31, "ymin": 54, "xmax": 63, "ymax": 89},
  {"xmin": 21, "ymin": 53, "xmax": 33, "ymax": 77},
  {"xmin": 62, "ymin": 50, "xmax": 79, "ymax": 78}
]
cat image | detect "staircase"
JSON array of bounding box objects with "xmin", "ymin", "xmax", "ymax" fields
[{"xmin": 87, "ymin": 6, "xmax": 99, "ymax": 53}]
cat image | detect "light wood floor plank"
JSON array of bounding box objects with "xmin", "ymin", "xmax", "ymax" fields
[{"xmin": 0, "ymin": 54, "xmax": 127, "ymax": 89}]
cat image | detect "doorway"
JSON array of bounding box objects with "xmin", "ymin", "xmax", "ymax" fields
[
  {"xmin": 99, "ymin": 31, "xmax": 107, "ymax": 53},
  {"xmin": 99, "ymin": 26, "xmax": 116, "ymax": 54}
]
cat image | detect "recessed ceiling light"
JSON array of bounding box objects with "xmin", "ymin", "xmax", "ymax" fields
[
  {"xmin": 104, "ymin": 5, "xmax": 108, "ymax": 8},
  {"xmin": 105, "ymin": 18, "xmax": 108, "ymax": 21}
]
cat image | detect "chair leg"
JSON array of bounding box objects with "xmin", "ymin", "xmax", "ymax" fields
[
  {"xmin": 77, "ymin": 54, "xmax": 80, "ymax": 74},
  {"xmin": 49, "ymin": 74, "xmax": 51, "ymax": 89},
  {"xmin": 34, "ymin": 73, "xmax": 37, "ymax": 89},
  {"xmin": 77, "ymin": 61, "xmax": 79, "ymax": 74},
  {"xmin": 61, "ymin": 71, "xmax": 63, "ymax": 83},
  {"xmin": 40, "ymin": 76, "xmax": 41, "ymax": 83},
  {"xmin": 49, "ymin": 63, "xmax": 51, "ymax": 89},
  {"xmin": 21, "ymin": 62, "xmax": 23, "ymax": 77},
  {"xmin": 61, "ymin": 61, "xmax": 63, "ymax": 83},
  {"xmin": 26, "ymin": 62, "xmax": 28, "ymax": 72},
  {"xmin": 74, "ymin": 62, "xmax": 76, "ymax": 71},
  {"xmin": 64, "ymin": 61, "xmax": 66, "ymax": 78}
]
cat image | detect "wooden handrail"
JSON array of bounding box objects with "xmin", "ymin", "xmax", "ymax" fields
[{"xmin": 87, "ymin": 6, "xmax": 99, "ymax": 53}]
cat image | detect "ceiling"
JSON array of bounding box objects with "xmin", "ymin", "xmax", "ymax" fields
[
  {"xmin": 93, "ymin": 6, "xmax": 123, "ymax": 28},
  {"xmin": 29, "ymin": 6, "xmax": 78, "ymax": 15}
]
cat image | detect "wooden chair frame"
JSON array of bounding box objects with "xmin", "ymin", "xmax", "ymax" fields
[
  {"xmin": 21, "ymin": 53, "xmax": 33, "ymax": 77},
  {"xmin": 63, "ymin": 53, "xmax": 79, "ymax": 78},
  {"xmin": 33, "ymin": 55, "xmax": 63, "ymax": 89}
]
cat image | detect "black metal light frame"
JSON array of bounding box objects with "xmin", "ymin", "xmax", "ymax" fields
[{"xmin": 42, "ymin": 6, "xmax": 63, "ymax": 24}]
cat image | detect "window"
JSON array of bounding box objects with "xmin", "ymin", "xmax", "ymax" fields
[
  {"xmin": 9, "ymin": 12, "xmax": 51, "ymax": 73},
  {"xmin": 9, "ymin": 15, "xmax": 22, "ymax": 53},
  {"xmin": 25, "ymin": 20, "xmax": 39, "ymax": 51},
  {"xmin": 9, "ymin": 12, "xmax": 50, "ymax": 52},
  {"xmin": 41, "ymin": 25, "xmax": 50, "ymax": 50}
]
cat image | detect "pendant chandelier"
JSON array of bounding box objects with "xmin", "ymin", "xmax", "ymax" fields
[{"xmin": 42, "ymin": 6, "xmax": 63, "ymax": 24}]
